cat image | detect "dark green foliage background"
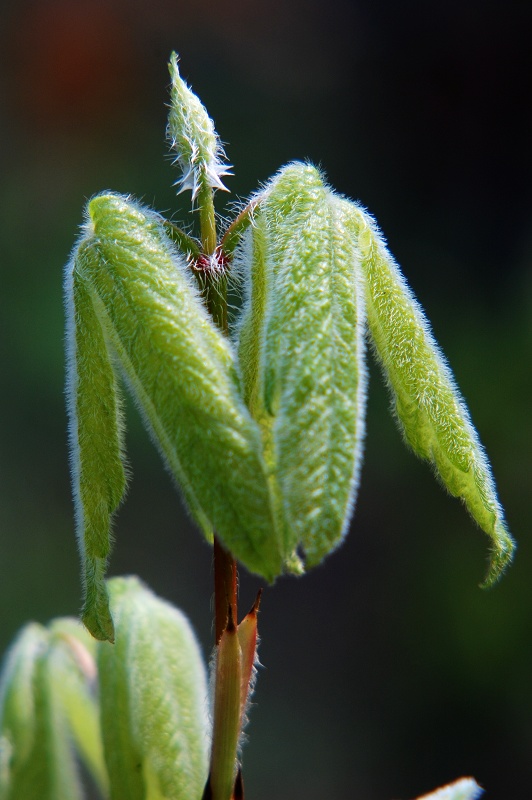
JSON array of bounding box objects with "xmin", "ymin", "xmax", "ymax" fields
[{"xmin": 1, "ymin": 1, "xmax": 531, "ymax": 798}]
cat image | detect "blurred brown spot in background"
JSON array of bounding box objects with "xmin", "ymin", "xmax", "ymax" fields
[{"xmin": 3, "ymin": 0, "xmax": 139, "ymax": 130}]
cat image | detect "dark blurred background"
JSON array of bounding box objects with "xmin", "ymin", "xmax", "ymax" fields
[{"xmin": 1, "ymin": 1, "xmax": 531, "ymax": 798}]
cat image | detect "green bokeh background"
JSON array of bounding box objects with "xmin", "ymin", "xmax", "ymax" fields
[{"xmin": 1, "ymin": 1, "xmax": 531, "ymax": 798}]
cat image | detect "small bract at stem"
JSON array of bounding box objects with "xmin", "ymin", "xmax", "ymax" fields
[
  {"xmin": 209, "ymin": 606, "xmax": 242, "ymax": 800},
  {"xmin": 236, "ymin": 592, "xmax": 261, "ymax": 732},
  {"xmin": 207, "ymin": 595, "xmax": 261, "ymax": 800}
]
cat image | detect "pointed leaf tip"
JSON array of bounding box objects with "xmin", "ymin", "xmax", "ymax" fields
[
  {"xmin": 81, "ymin": 558, "xmax": 115, "ymax": 642},
  {"xmin": 481, "ymin": 522, "xmax": 515, "ymax": 588}
]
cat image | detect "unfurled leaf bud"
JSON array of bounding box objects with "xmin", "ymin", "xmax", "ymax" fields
[
  {"xmin": 97, "ymin": 577, "xmax": 209, "ymax": 800},
  {"xmin": 168, "ymin": 52, "xmax": 232, "ymax": 200},
  {"xmin": 47, "ymin": 620, "xmax": 108, "ymax": 797},
  {"xmin": 0, "ymin": 624, "xmax": 85, "ymax": 800},
  {"xmin": 236, "ymin": 162, "xmax": 367, "ymax": 570},
  {"xmin": 341, "ymin": 201, "xmax": 514, "ymax": 584},
  {"xmin": 415, "ymin": 777, "xmax": 483, "ymax": 800},
  {"xmin": 66, "ymin": 193, "xmax": 282, "ymax": 639}
]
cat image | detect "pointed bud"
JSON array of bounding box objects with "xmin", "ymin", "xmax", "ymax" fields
[
  {"xmin": 236, "ymin": 162, "xmax": 367, "ymax": 570},
  {"xmin": 415, "ymin": 777, "xmax": 483, "ymax": 800},
  {"xmin": 341, "ymin": 200, "xmax": 514, "ymax": 585},
  {"xmin": 168, "ymin": 52, "xmax": 232, "ymax": 200},
  {"xmin": 66, "ymin": 193, "xmax": 283, "ymax": 638},
  {"xmin": 97, "ymin": 577, "xmax": 209, "ymax": 800}
]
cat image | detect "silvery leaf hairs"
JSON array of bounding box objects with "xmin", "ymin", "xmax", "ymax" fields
[
  {"xmin": 0, "ymin": 578, "xmax": 209, "ymax": 800},
  {"xmin": 0, "ymin": 50, "xmax": 511, "ymax": 800},
  {"xmin": 62, "ymin": 61, "xmax": 514, "ymax": 800},
  {"xmin": 65, "ymin": 53, "xmax": 513, "ymax": 644},
  {"xmin": 0, "ymin": 583, "xmax": 482, "ymax": 800}
]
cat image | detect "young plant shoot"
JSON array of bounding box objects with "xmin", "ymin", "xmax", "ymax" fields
[{"xmin": 0, "ymin": 52, "xmax": 513, "ymax": 800}]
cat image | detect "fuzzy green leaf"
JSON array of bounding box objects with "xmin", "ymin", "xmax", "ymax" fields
[
  {"xmin": 97, "ymin": 577, "xmax": 209, "ymax": 800},
  {"xmin": 236, "ymin": 163, "xmax": 367, "ymax": 569},
  {"xmin": 0, "ymin": 624, "xmax": 84, "ymax": 800},
  {"xmin": 66, "ymin": 193, "xmax": 282, "ymax": 637},
  {"xmin": 342, "ymin": 200, "xmax": 514, "ymax": 584},
  {"xmin": 65, "ymin": 267, "xmax": 126, "ymax": 641}
]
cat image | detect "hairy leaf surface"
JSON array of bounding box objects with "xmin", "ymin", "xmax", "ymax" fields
[
  {"xmin": 66, "ymin": 193, "xmax": 282, "ymax": 640},
  {"xmin": 237, "ymin": 163, "xmax": 367, "ymax": 568},
  {"xmin": 98, "ymin": 577, "xmax": 209, "ymax": 800},
  {"xmin": 342, "ymin": 200, "xmax": 514, "ymax": 584},
  {"xmin": 65, "ymin": 269, "xmax": 126, "ymax": 641},
  {"xmin": 0, "ymin": 625, "xmax": 84, "ymax": 800}
]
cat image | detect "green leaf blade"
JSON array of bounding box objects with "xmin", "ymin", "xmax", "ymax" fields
[
  {"xmin": 0, "ymin": 624, "xmax": 85, "ymax": 800},
  {"xmin": 237, "ymin": 163, "xmax": 367, "ymax": 568},
  {"xmin": 98, "ymin": 577, "xmax": 210, "ymax": 800},
  {"xmin": 344, "ymin": 201, "xmax": 514, "ymax": 584},
  {"xmin": 69, "ymin": 192, "xmax": 282, "ymax": 589},
  {"xmin": 64, "ymin": 258, "xmax": 127, "ymax": 641}
]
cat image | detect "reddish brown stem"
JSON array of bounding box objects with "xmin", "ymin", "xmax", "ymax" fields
[{"xmin": 214, "ymin": 536, "xmax": 238, "ymax": 645}]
